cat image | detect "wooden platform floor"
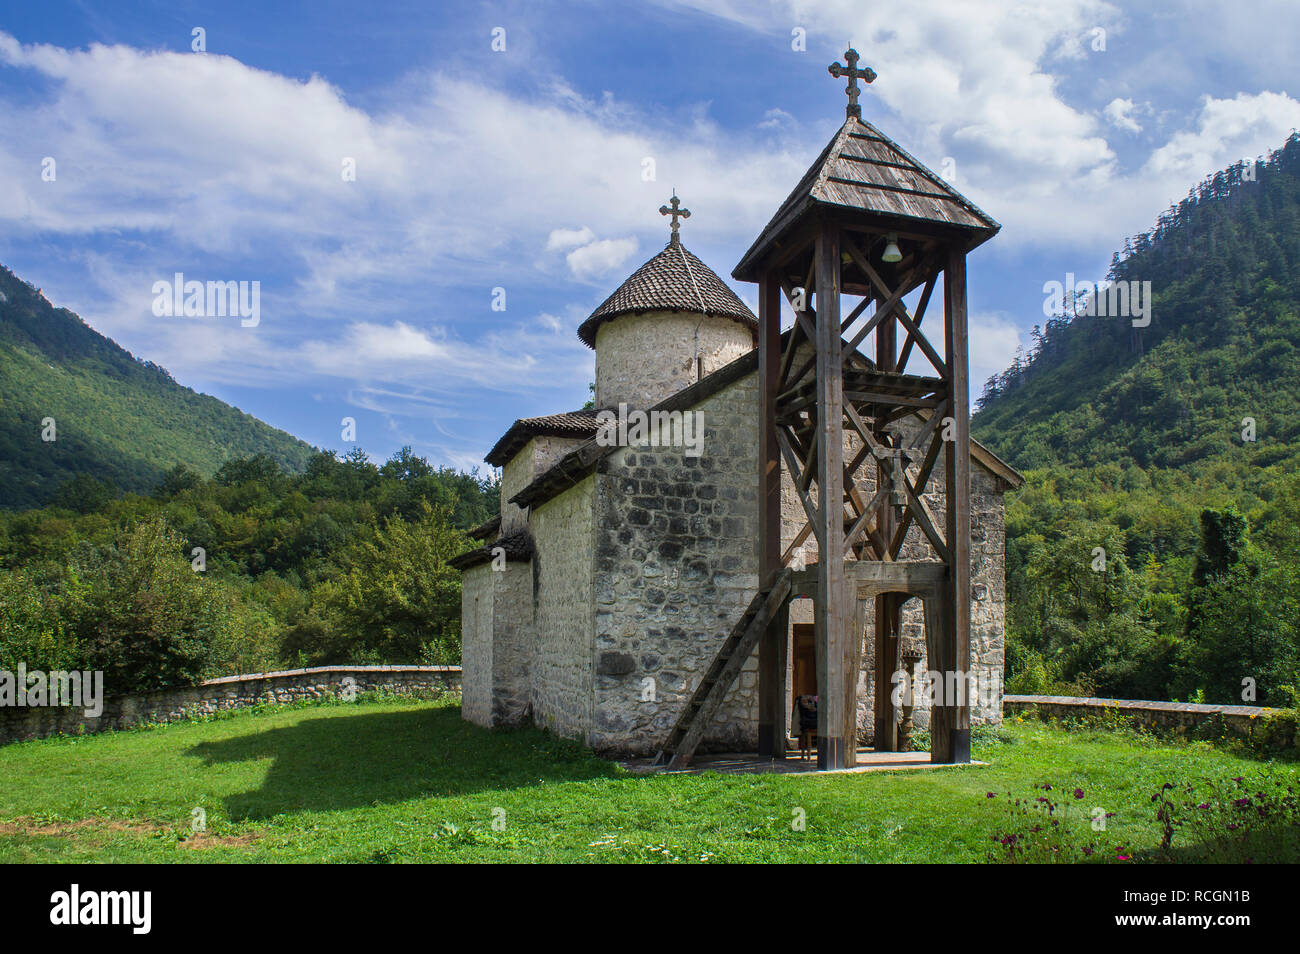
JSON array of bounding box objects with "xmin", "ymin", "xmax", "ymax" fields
[{"xmin": 621, "ymin": 747, "xmax": 986, "ymax": 776}]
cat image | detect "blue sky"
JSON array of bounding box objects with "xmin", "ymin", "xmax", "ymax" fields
[{"xmin": 3, "ymin": 0, "xmax": 1298, "ymax": 472}]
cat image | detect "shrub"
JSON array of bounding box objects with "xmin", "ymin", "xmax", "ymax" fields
[
  {"xmin": 0, "ymin": 568, "xmax": 80, "ymax": 673},
  {"xmin": 63, "ymin": 517, "xmax": 238, "ymax": 691}
]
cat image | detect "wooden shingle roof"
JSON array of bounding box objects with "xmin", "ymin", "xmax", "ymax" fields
[
  {"xmin": 578, "ymin": 241, "xmax": 757, "ymax": 348},
  {"xmin": 734, "ymin": 116, "xmax": 999, "ymax": 281},
  {"xmin": 448, "ymin": 528, "xmax": 535, "ymax": 570},
  {"xmin": 484, "ymin": 408, "xmax": 604, "ymax": 467}
]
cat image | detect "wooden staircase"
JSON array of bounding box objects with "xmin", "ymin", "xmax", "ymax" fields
[{"xmin": 653, "ymin": 568, "xmax": 792, "ymax": 769}]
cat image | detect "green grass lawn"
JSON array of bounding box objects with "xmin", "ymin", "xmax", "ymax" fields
[{"xmin": 1, "ymin": 696, "xmax": 1295, "ymax": 863}]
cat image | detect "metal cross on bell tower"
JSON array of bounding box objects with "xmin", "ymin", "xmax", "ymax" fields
[
  {"xmin": 827, "ymin": 47, "xmax": 877, "ymax": 119},
  {"xmin": 659, "ymin": 194, "xmax": 691, "ymax": 245}
]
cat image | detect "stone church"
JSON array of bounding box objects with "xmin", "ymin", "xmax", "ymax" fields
[{"xmin": 453, "ymin": 112, "xmax": 1022, "ymax": 759}]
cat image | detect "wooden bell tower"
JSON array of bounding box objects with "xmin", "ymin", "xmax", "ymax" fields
[{"xmin": 733, "ymin": 49, "xmax": 1000, "ymax": 769}]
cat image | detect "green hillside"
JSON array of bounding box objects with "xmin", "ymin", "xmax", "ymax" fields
[
  {"xmin": 0, "ymin": 265, "xmax": 315, "ymax": 509},
  {"xmin": 974, "ymin": 132, "xmax": 1300, "ymax": 472},
  {"xmin": 972, "ymin": 133, "xmax": 1300, "ymax": 706}
]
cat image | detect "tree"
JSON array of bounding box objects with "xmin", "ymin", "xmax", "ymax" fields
[
  {"xmin": 292, "ymin": 500, "xmax": 467, "ymax": 665},
  {"xmin": 153, "ymin": 464, "xmax": 202, "ymax": 499},
  {"xmin": 66, "ymin": 517, "xmax": 236, "ymax": 690},
  {"xmin": 1176, "ymin": 508, "xmax": 1295, "ymax": 705}
]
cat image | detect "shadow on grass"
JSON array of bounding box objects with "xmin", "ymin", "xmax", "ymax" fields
[
  {"xmin": 1151, "ymin": 824, "xmax": 1300, "ymax": 864},
  {"xmin": 187, "ymin": 704, "xmax": 622, "ymax": 821}
]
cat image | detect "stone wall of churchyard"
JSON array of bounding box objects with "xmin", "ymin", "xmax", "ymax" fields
[
  {"xmin": 529, "ymin": 476, "xmax": 596, "ymax": 742},
  {"xmin": 0, "ymin": 666, "xmax": 461, "ymax": 745},
  {"xmin": 459, "ymin": 565, "xmax": 495, "ymax": 726},
  {"xmin": 781, "ymin": 411, "xmax": 1007, "ymax": 745},
  {"xmin": 592, "ymin": 372, "xmax": 761, "ymax": 756},
  {"xmin": 595, "ymin": 311, "xmax": 754, "ymax": 410},
  {"xmin": 1004, "ymin": 695, "xmax": 1276, "ymax": 738}
]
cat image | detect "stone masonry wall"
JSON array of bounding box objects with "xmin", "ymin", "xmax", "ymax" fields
[
  {"xmin": 460, "ymin": 565, "xmax": 494, "ymax": 726},
  {"xmin": 0, "ymin": 666, "xmax": 461, "ymax": 745},
  {"xmin": 500, "ymin": 435, "xmax": 588, "ymax": 533},
  {"xmin": 491, "ymin": 561, "xmax": 535, "ymax": 725},
  {"xmin": 591, "ymin": 372, "xmax": 760, "ymax": 756},
  {"xmin": 529, "ymin": 476, "xmax": 596, "ymax": 741},
  {"xmin": 595, "ymin": 311, "xmax": 754, "ymax": 410}
]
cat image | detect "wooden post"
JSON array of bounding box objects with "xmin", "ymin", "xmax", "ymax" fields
[
  {"xmin": 873, "ymin": 592, "xmax": 900, "ymax": 750},
  {"xmin": 936, "ymin": 248, "xmax": 972, "ymax": 763},
  {"xmin": 872, "ymin": 288, "xmax": 900, "ymax": 751},
  {"xmin": 814, "ymin": 221, "xmax": 853, "ymax": 770},
  {"xmin": 757, "ymin": 269, "xmax": 787, "ymax": 760}
]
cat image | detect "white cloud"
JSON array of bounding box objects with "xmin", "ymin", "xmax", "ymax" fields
[
  {"xmin": 7, "ymin": 14, "xmax": 1300, "ymax": 434},
  {"xmin": 969, "ymin": 312, "xmax": 1028, "ymax": 391},
  {"xmin": 565, "ymin": 237, "xmax": 639, "ymax": 280},
  {"xmin": 663, "ymin": 0, "xmax": 1120, "ymax": 175},
  {"xmin": 1145, "ymin": 91, "xmax": 1300, "ymax": 183},
  {"xmin": 545, "ymin": 226, "xmax": 596, "ymax": 252},
  {"xmin": 657, "ymin": 0, "xmax": 1300, "ymax": 257},
  {"xmin": 758, "ymin": 107, "xmax": 795, "ymax": 130},
  {"xmin": 0, "ymin": 31, "xmax": 803, "ymax": 340},
  {"xmin": 1103, "ymin": 97, "xmax": 1143, "ymax": 133}
]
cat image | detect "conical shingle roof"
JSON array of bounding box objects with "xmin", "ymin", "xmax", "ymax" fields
[
  {"xmin": 734, "ymin": 116, "xmax": 999, "ymax": 281},
  {"xmin": 578, "ymin": 241, "xmax": 757, "ymax": 348}
]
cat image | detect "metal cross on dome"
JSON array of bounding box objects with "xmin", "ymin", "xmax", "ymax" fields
[
  {"xmin": 828, "ymin": 47, "xmax": 877, "ymax": 118},
  {"xmin": 660, "ymin": 194, "xmax": 690, "ymax": 245}
]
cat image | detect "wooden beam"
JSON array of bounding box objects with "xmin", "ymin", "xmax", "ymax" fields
[
  {"xmin": 757, "ymin": 269, "xmax": 787, "ymax": 760},
  {"xmin": 839, "ymin": 241, "xmax": 934, "ymax": 358},
  {"xmin": 847, "ymin": 244, "xmax": 948, "ymax": 378},
  {"xmin": 888, "ymin": 422, "xmax": 945, "ymax": 559},
  {"xmin": 813, "ymin": 221, "xmax": 854, "ymax": 770},
  {"xmin": 843, "ymin": 481, "xmax": 890, "ymax": 558},
  {"xmin": 781, "ymin": 521, "xmax": 813, "ymax": 567},
  {"xmin": 896, "ymin": 274, "xmax": 937, "ymax": 372},
  {"xmin": 798, "ymin": 429, "xmax": 819, "ymax": 495},
  {"xmin": 776, "ymin": 426, "xmax": 823, "ymax": 551},
  {"xmin": 934, "ymin": 248, "xmax": 972, "ymax": 764},
  {"xmin": 873, "ymin": 592, "xmax": 902, "ymax": 752}
]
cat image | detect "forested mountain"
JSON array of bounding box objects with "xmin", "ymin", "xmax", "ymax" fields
[
  {"xmin": 0, "ymin": 265, "xmax": 316, "ymax": 509},
  {"xmin": 976, "ymin": 132, "xmax": 1300, "ymax": 472},
  {"xmin": 0, "ymin": 263, "xmax": 499, "ymax": 685},
  {"xmin": 973, "ymin": 133, "xmax": 1300, "ymax": 707}
]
